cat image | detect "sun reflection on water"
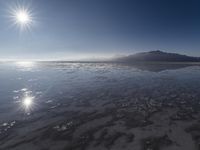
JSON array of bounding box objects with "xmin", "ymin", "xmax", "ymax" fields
[
  {"xmin": 16, "ymin": 61, "xmax": 35, "ymax": 67},
  {"xmin": 23, "ymin": 96, "xmax": 34, "ymax": 109},
  {"xmin": 20, "ymin": 90, "xmax": 35, "ymax": 113}
]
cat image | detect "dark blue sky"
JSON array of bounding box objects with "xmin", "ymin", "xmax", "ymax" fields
[{"xmin": 0, "ymin": 0, "xmax": 200, "ymax": 60}]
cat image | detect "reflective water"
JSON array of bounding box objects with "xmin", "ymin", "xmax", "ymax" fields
[{"xmin": 1, "ymin": 62, "xmax": 200, "ymax": 150}]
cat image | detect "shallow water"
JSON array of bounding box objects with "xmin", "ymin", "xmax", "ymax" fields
[{"xmin": 1, "ymin": 62, "xmax": 200, "ymax": 150}]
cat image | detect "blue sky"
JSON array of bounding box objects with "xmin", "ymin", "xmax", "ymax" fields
[{"xmin": 0, "ymin": 0, "xmax": 200, "ymax": 60}]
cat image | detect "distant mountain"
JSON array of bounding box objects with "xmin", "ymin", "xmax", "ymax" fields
[{"xmin": 114, "ymin": 50, "xmax": 200, "ymax": 62}]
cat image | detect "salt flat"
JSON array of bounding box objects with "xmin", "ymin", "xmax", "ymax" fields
[{"xmin": 0, "ymin": 62, "xmax": 200, "ymax": 150}]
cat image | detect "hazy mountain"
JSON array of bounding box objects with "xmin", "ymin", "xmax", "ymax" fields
[{"xmin": 114, "ymin": 50, "xmax": 200, "ymax": 62}]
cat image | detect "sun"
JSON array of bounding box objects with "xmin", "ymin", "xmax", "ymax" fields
[
  {"xmin": 9, "ymin": 3, "xmax": 35, "ymax": 31},
  {"xmin": 13, "ymin": 8, "xmax": 33, "ymax": 29},
  {"xmin": 16, "ymin": 10, "xmax": 30, "ymax": 24}
]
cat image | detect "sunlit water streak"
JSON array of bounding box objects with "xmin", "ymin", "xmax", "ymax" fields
[
  {"xmin": 16, "ymin": 61, "xmax": 35, "ymax": 67},
  {"xmin": 15, "ymin": 61, "xmax": 37, "ymax": 71}
]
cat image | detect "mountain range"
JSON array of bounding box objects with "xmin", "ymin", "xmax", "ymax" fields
[{"xmin": 114, "ymin": 50, "xmax": 200, "ymax": 62}]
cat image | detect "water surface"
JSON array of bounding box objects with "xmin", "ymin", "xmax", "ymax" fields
[{"xmin": 1, "ymin": 62, "xmax": 200, "ymax": 150}]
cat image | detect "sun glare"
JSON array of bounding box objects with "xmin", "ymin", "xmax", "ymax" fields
[
  {"xmin": 23, "ymin": 96, "xmax": 33, "ymax": 108},
  {"xmin": 9, "ymin": 3, "xmax": 35, "ymax": 31},
  {"xmin": 16, "ymin": 10, "xmax": 30, "ymax": 24},
  {"xmin": 16, "ymin": 61, "xmax": 35, "ymax": 67},
  {"xmin": 22, "ymin": 95, "xmax": 35, "ymax": 112}
]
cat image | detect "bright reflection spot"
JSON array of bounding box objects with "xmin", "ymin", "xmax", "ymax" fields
[
  {"xmin": 22, "ymin": 95, "xmax": 34, "ymax": 111},
  {"xmin": 16, "ymin": 61, "xmax": 35, "ymax": 67},
  {"xmin": 23, "ymin": 97, "xmax": 33, "ymax": 107},
  {"xmin": 15, "ymin": 88, "xmax": 36, "ymax": 113}
]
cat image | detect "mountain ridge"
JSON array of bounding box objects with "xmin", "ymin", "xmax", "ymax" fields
[{"xmin": 114, "ymin": 50, "xmax": 200, "ymax": 62}]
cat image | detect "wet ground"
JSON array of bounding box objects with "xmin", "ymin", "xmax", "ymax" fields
[{"xmin": 1, "ymin": 62, "xmax": 200, "ymax": 150}]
